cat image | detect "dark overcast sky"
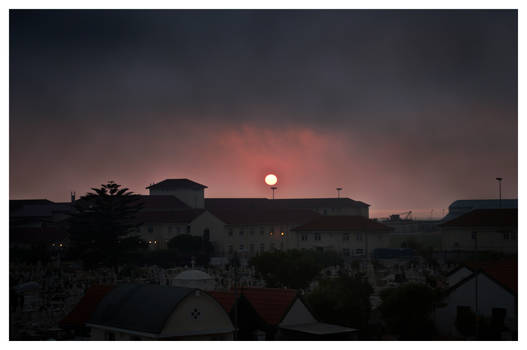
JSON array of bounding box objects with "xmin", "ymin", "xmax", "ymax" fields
[{"xmin": 10, "ymin": 10, "xmax": 517, "ymax": 217}]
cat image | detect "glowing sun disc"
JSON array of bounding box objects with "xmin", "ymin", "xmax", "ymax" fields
[{"xmin": 265, "ymin": 174, "xmax": 278, "ymax": 186}]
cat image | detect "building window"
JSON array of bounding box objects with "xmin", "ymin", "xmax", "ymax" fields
[
  {"xmin": 250, "ymin": 244, "xmax": 255, "ymax": 252},
  {"xmin": 260, "ymin": 227, "xmax": 264, "ymax": 235},
  {"xmin": 250, "ymin": 229, "xmax": 254, "ymax": 235},
  {"xmin": 343, "ymin": 233, "xmax": 350, "ymax": 241},
  {"xmin": 343, "ymin": 248, "xmax": 350, "ymax": 256},
  {"xmin": 355, "ymin": 249, "xmax": 364, "ymax": 255},
  {"xmin": 240, "ymin": 230, "xmax": 244, "ymax": 236},
  {"xmin": 239, "ymin": 244, "xmax": 244, "ymax": 251},
  {"xmin": 503, "ymin": 232, "xmax": 512, "ymax": 240},
  {"xmin": 186, "ymin": 225, "xmax": 191, "ymax": 234},
  {"xmin": 228, "ymin": 229, "xmax": 233, "ymax": 237},
  {"xmin": 314, "ymin": 233, "xmax": 321, "ymax": 241},
  {"xmin": 148, "ymin": 226, "xmax": 154, "ymax": 233},
  {"xmin": 228, "ymin": 245, "xmax": 233, "ymax": 253},
  {"xmin": 301, "ymin": 233, "xmax": 308, "ymax": 241},
  {"xmin": 356, "ymin": 233, "xmax": 363, "ymax": 241},
  {"xmin": 260, "ymin": 243, "xmax": 265, "ymax": 252},
  {"xmin": 280, "ymin": 231, "xmax": 285, "ymax": 237}
]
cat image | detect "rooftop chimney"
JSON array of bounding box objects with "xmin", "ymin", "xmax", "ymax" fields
[{"xmin": 71, "ymin": 191, "xmax": 76, "ymax": 203}]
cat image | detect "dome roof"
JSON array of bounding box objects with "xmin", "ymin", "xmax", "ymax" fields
[{"xmin": 174, "ymin": 269, "xmax": 212, "ymax": 281}]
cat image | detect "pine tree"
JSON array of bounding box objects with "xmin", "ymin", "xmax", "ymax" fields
[{"xmin": 68, "ymin": 181, "xmax": 144, "ymax": 268}]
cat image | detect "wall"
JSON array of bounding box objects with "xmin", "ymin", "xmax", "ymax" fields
[
  {"xmin": 441, "ymin": 227, "xmax": 517, "ymax": 254},
  {"xmin": 160, "ymin": 291, "xmax": 234, "ymax": 339},
  {"xmin": 279, "ymin": 298, "xmax": 317, "ymax": 326},
  {"xmin": 434, "ymin": 273, "xmax": 517, "ymax": 338}
]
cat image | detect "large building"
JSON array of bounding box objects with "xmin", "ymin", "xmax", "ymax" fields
[
  {"xmin": 10, "ymin": 178, "xmax": 384, "ymax": 258},
  {"xmin": 140, "ymin": 178, "xmax": 378, "ymax": 257},
  {"xmin": 438, "ymin": 208, "xmax": 517, "ymax": 254}
]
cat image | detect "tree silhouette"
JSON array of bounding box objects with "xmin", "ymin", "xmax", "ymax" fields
[{"xmin": 68, "ymin": 181, "xmax": 144, "ymax": 268}]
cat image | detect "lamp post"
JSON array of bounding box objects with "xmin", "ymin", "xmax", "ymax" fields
[
  {"xmin": 271, "ymin": 187, "xmax": 277, "ymax": 200},
  {"xmin": 496, "ymin": 177, "xmax": 503, "ymax": 208}
]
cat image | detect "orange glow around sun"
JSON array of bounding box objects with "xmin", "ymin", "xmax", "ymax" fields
[{"xmin": 265, "ymin": 174, "xmax": 278, "ymax": 186}]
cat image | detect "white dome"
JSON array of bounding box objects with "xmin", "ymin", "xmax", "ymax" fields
[{"xmin": 174, "ymin": 269, "xmax": 212, "ymax": 281}]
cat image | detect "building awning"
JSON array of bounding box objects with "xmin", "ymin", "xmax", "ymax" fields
[{"xmin": 279, "ymin": 322, "xmax": 358, "ymax": 335}]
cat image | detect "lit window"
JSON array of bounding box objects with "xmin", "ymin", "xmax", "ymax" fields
[
  {"xmin": 269, "ymin": 232, "xmax": 273, "ymax": 236},
  {"xmin": 148, "ymin": 240, "xmax": 152, "ymax": 244},
  {"xmin": 280, "ymin": 232, "xmax": 285, "ymax": 237}
]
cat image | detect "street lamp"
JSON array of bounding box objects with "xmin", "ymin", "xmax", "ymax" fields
[
  {"xmin": 271, "ymin": 187, "xmax": 277, "ymax": 200},
  {"xmin": 496, "ymin": 177, "xmax": 503, "ymax": 208}
]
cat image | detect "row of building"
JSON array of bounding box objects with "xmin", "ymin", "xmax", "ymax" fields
[{"xmin": 10, "ymin": 178, "xmax": 518, "ymax": 258}]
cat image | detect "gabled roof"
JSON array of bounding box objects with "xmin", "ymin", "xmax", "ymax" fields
[
  {"xmin": 59, "ymin": 285, "xmax": 115, "ymax": 329},
  {"xmin": 208, "ymin": 291, "xmax": 239, "ymax": 313},
  {"xmin": 209, "ymin": 288, "xmax": 299, "ymax": 326},
  {"xmin": 146, "ymin": 179, "xmax": 207, "ymax": 190},
  {"xmin": 208, "ymin": 208, "xmax": 319, "ymax": 225},
  {"xmin": 438, "ymin": 208, "xmax": 517, "ymax": 228},
  {"xmin": 88, "ymin": 284, "xmax": 196, "ymax": 334},
  {"xmin": 240, "ymin": 288, "xmax": 299, "ymax": 326},
  {"xmin": 466, "ymin": 259, "xmax": 517, "ymax": 294},
  {"xmin": 447, "ymin": 259, "xmax": 517, "ymax": 295},
  {"xmin": 293, "ymin": 215, "xmax": 393, "ymax": 232},
  {"xmin": 136, "ymin": 209, "xmax": 206, "ymax": 224},
  {"xmin": 273, "ymin": 198, "xmax": 369, "ymax": 208},
  {"xmin": 205, "ymin": 197, "xmax": 369, "ymax": 212},
  {"xmin": 139, "ymin": 195, "xmax": 190, "ymax": 211}
]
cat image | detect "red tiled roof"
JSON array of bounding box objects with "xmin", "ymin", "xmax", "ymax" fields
[
  {"xmin": 136, "ymin": 209, "xmax": 205, "ymax": 224},
  {"xmin": 240, "ymin": 288, "xmax": 298, "ymax": 326},
  {"xmin": 293, "ymin": 215, "xmax": 393, "ymax": 232},
  {"xmin": 59, "ymin": 285, "xmax": 115, "ymax": 329},
  {"xmin": 439, "ymin": 209, "xmax": 517, "ymax": 228},
  {"xmin": 208, "ymin": 208, "xmax": 319, "ymax": 225},
  {"xmin": 208, "ymin": 291, "xmax": 238, "ymax": 312},
  {"xmin": 146, "ymin": 179, "xmax": 207, "ymax": 190},
  {"xmin": 466, "ymin": 258, "xmax": 518, "ymax": 294}
]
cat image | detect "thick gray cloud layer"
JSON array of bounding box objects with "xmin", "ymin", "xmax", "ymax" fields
[{"xmin": 10, "ymin": 10, "xmax": 517, "ymax": 214}]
